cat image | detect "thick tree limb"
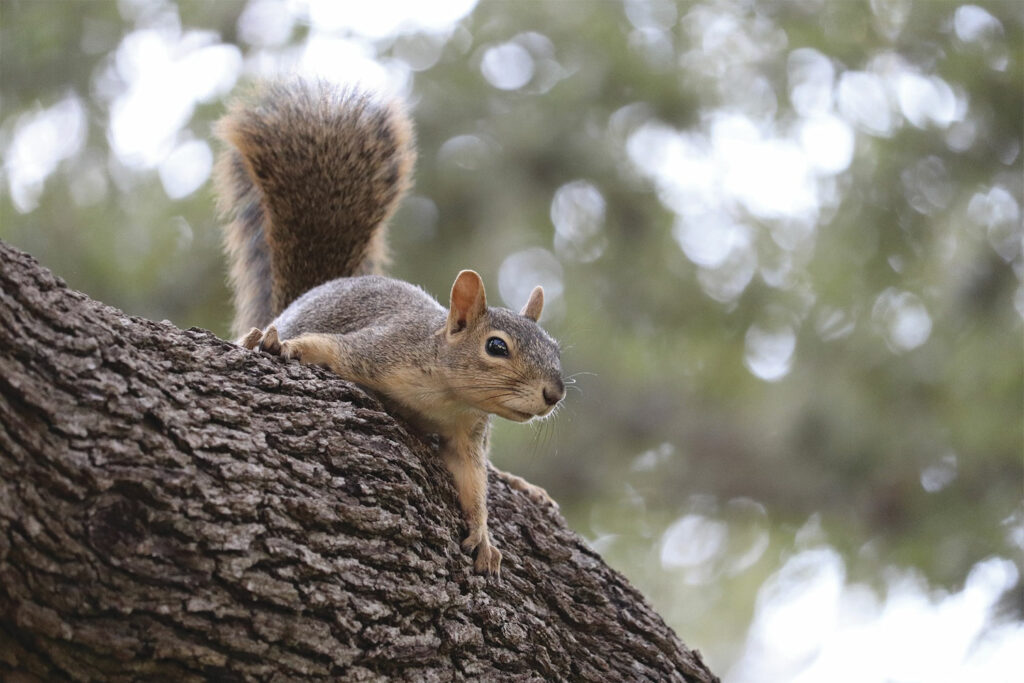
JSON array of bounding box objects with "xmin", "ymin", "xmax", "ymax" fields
[{"xmin": 0, "ymin": 240, "xmax": 717, "ymax": 681}]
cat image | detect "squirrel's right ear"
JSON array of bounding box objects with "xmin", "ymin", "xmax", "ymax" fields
[
  {"xmin": 520, "ymin": 285, "xmax": 544, "ymax": 322},
  {"xmin": 447, "ymin": 270, "xmax": 487, "ymax": 334}
]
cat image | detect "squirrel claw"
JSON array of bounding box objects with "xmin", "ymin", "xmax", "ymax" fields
[
  {"xmin": 250, "ymin": 326, "xmax": 302, "ymax": 361},
  {"xmin": 257, "ymin": 325, "xmax": 282, "ymax": 355},
  {"xmin": 471, "ymin": 542, "xmax": 502, "ymax": 577},
  {"xmin": 474, "ymin": 544, "xmax": 502, "ymax": 577}
]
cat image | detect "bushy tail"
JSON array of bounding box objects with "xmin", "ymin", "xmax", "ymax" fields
[{"xmin": 214, "ymin": 80, "xmax": 416, "ymax": 338}]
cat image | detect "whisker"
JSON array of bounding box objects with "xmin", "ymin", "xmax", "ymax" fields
[{"xmin": 565, "ymin": 371, "xmax": 597, "ymax": 380}]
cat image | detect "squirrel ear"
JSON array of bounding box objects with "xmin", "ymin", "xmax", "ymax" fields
[
  {"xmin": 448, "ymin": 270, "xmax": 487, "ymax": 333},
  {"xmin": 520, "ymin": 285, "xmax": 544, "ymax": 322}
]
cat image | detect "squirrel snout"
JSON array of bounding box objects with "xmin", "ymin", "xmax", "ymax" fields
[{"xmin": 542, "ymin": 379, "xmax": 565, "ymax": 407}]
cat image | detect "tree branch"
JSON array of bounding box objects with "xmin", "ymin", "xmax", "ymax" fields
[{"xmin": 0, "ymin": 240, "xmax": 717, "ymax": 681}]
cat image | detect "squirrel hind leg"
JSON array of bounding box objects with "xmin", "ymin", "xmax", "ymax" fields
[
  {"xmin": 238, "ymin": 327, "xmax": 263, "ymax": 349},
  {"xmin": 491, "ymin": 467, "xmax": 559, "ymax": 509}
]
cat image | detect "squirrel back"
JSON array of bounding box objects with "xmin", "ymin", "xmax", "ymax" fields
[{"xmin": 214, "ymin": 80, "xmax": 416, "ymax": 337}]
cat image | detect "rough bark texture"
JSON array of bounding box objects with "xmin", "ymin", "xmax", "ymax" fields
[{"xmin": 0, "ymin": 240, "xmax": 718, "ymax": 682}]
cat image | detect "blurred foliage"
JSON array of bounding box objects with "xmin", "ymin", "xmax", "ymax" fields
[{"xmin": 1, "ymin": 0, "xmax": 1021, "ymax": 673}]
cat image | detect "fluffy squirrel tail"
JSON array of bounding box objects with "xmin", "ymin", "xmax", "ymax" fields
[{"xmin": 214, "ymin": 80, "xmax": 416, "ymax": 338}]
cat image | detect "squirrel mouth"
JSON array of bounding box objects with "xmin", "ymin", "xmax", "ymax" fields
[
  {"xmin": 504, "ymin": 402, "xmax": 557, "ymax": 422},
  {"xmin": 503, "ymin": 408, "xmax": 535, "ymax": 422}
]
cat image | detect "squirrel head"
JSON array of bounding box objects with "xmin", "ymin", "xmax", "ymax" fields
[{"xmin": 442, "ymin": 270, "xmax": 564, "ymax": 422}]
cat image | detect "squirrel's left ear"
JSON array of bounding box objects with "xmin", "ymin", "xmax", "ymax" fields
[
  {"xmin": 520, "ymin": 285, "xmax": 544, "ymax": 322},
  {"xmin": 448, "ymin": 270, "xmax": 487, "ymax": 334}
]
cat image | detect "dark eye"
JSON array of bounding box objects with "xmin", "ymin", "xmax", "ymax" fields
[{"xmin": 485, "ymin": 337, "xmax": 509, "ymax": 357}]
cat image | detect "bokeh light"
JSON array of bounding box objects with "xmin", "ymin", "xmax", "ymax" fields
[{"xmin": 1, "ymin": 1, "xmax": 1020, "ymax": 679}]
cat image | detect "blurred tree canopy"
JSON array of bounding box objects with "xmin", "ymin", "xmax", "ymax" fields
[{"xmin": 2, "ymin": 0, "xmax": 1021, "ymax": 675}]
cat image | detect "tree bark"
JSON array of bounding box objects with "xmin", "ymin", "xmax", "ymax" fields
[{"xmin": 0, "ymin": 240, "xmax": 718, "ymax": 682}]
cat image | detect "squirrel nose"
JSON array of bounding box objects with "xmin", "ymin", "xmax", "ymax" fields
[{"xmin": 542, "ymin": 379, "xmax": 565, "ymax": 407}]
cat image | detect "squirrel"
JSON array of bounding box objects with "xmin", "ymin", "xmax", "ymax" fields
[{"xmin": 214, "ymin": 79, "xmax": 565, "ymax": 576}]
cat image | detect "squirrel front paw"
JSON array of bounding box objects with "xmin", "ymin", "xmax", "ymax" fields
[
  {"xmin": 248, "ymin": 325, "xmax": 302, "ymax": 361},
  {"xmin": 462, "ymin": 529, "xmax": 502, "ymax": 577},
  {"xmin": 474, "ymin": 543, "xmax": 502, "ymax": 576},
  {"xmin": 279, "ymin": 340, "xmax": 303, "ymax": 361},
  {"xmin": 239, "ymin": 325, "xmax": 284, "ymax": 355},
  {"xmin": 242, "ymin": 325, "xmax": 308, "ymax": 364}
]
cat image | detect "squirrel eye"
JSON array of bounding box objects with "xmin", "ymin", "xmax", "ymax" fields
[{"xmin": 485, "ymin": 337, "xmax": 509, "ymax": 357}]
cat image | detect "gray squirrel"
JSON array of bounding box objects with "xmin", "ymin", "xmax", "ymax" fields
[{"xmin": 214, "ymin": 79, "xmax": 565, "ymax": 576}]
